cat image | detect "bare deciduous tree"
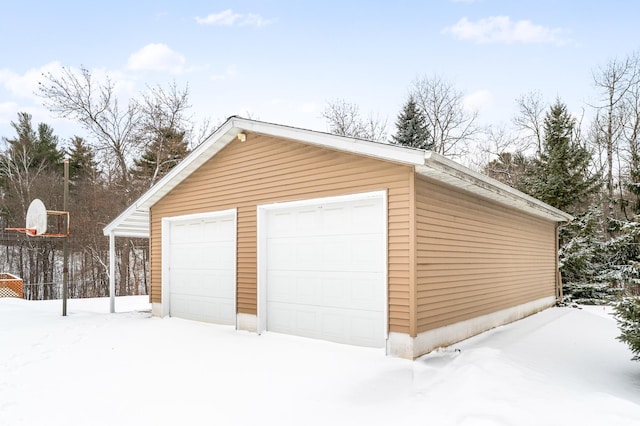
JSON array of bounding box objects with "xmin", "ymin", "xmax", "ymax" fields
[
  {"xmin": 591, "ymin": 53, "xmax": 640, "ymax": 220},
  {"xmin": 483, "ymin": 151, "xmax": 532, "ymax": 189},
  {"xmin": 472, "ymin": 124, "xmax": 519, "ymax": 172},
  {"xmin": 322, "ymin": 99, "xmax": 387, "ymax": 142},
  {"xmin": 410, "ymin": 75, "xmax": 480, "ymax": 159},
  {"xmin": 38, "ymin": 66, "xmax": 215, "ymax": 297},
  {"xmin": 38, "ymin": 67, "xmax": 140, "ymax": 188},
  {"xmin": 513, "ymin": 91, "xmax": 546, "ymax": 156},
  {"xmin": 138, "ymin": 82, "xmax": 190, "ymax": 146}
]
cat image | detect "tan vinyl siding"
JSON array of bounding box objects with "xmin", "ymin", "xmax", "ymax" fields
[
  {"xmin": 415, "ymin": 175, "xmax": 557, "ymax": 333},
  {"xmin": 150, "ymin": 133, "xmax": 413, "ymax": 334}
]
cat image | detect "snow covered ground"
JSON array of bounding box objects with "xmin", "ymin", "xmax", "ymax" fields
[{"xmin": 1, "ymin": 296, "xmax": 639, "ymax": 426}]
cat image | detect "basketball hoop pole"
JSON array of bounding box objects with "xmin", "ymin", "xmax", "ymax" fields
[
  {"xmin": 4, "ymin": 163, "xmax": 71, "ymax": 315},
  {"xmin": 62, "ymin": 159, "xmax": 69, "ymax": 316}
]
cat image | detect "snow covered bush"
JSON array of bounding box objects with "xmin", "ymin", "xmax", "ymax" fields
[
  {"xmin": 559, "ymin": 210, "xmax": 618, "ymax": 304},
  {"xmin": 559, "ymin": 210, "xmax": 639, "ymax": 304},
  {"xmin": 614, "ymin": 297, "xmax": 640, "ymax": 361}
]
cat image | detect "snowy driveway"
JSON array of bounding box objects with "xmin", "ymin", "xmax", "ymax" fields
[{"xmin": 1, "ymin": 296, "xmax": 639, "ymax": 425}]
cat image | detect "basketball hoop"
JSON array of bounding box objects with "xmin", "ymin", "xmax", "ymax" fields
[{"xmin": 5, "ymin": 198, "xmax": 70, "ymax": 238}]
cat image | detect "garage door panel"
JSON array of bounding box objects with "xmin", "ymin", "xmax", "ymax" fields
[
  {"xmin": 322, "ymin": 206, "xmax": 351, "ymax": 234},
  {"xmin": 171, "ymin": 221, "xmax": 202, "ymax": 243},
  {"xmin": 350, "ymin": 276, "xmax": 385, "ymax": 308},
  {"xmin": 267, "ymin": 301, "xmax": 383, "ymax": 347},
  {"xmin": 347, "ymin": 311, "xmax": 384, "ymax": 346},
  {"xmin": 296, "ymin": 209, "xmax": 321, "ymax": 235},
  {"xmin": 351, "ymin": 235, "xmax": 385, "ymax": 269},
  {"xmin": 322, "ymin": 238, "xmax": 350, "ymax": 266},
  {"xmin": 269, "ymin": 270, "xmax": 382, "ymax": 310},
  {"xmin": 170, "ymin": 269, "xmax": 199, "ymax": 295},
  {"xmin": 267, "ymin": 239, "xmax": 325, "ymax": 270},
  {"xmin": 267, "ymin": 272, "xmax": 321, "ymax": 305},
  {"xmin": 167, "ymin": 212, "xmax": 236, "ymax": 326},
  {"xmin": 171, "ymin": 269, "xmax": 234, "ymax": 294},
  {"xmin": 264, "ymin": 195, "xmax": 385, "ymax": 348},
  {"xmin": 204, "ymin": 241, "xmax": 235, "ymax": 268},
  {"xmin": 203, "ymin": 217, "xmax": 235, "ymax": 240},
  {"xmin": 171, "ymin": 294, "xmax": 235, "ymax": 324},
  {"xmin": 170, "ymin": 245, "xmax": 198, "ymax": 269},
  {"xmin": 268, "ymin": 235, "xmax": 383, "ymax": 272},
  {"xmin": 352, "ymin": 202, "xmax": 383, "ymax": 230}
]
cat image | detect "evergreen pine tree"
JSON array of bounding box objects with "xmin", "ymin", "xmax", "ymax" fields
[
  {"xmin": 625, "ymin": 148, "xmax": 640, "ymax": 215},
  {"xmin": 34, "ymin": 122, "xmax": 64, "ymax": 169},
  {"xmin": 132, "ymin": 127, "xmax": 189, "ymax": 186},
  {"xmin": 66, "ymin": 136, "xmax": 98, "ymax": 181},
  {"xmin": 3, "ymin": 112, "xmax": 63, "ymax": 171},
  {"xmin": 392, "ymin": 96, "xmax": 432, "ymax": 150},
  {"xmin": 615, "ymin": 296, "xmax": 640, "ymax": 361},
  {"xmin": 522, "ymin": 100, "xmax": 600, "ymax": 214}
]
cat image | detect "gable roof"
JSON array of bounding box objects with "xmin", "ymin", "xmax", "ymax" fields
[{"xmin": 103, "ymin": 116, "xmax": 572, "ymax": 238}]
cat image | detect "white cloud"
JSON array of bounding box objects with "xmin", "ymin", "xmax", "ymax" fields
[
  {"xmin": 196, "ymin": 9, "xmax": 241, "ymax": 26},
  {"xmin": 91, "ymin": 67, "xmax": 137, "ymax": 99},
  {"xmin": 0, "ymin": 101, "xmax": 19, "ymax": 122},
  {"xmin": 240, "ymin": 13, "xmax": 274, "ymax": 27},
  {"xmin": 0, "ymin": 61, "xmax": 64, "ymax": 101},
  {"xmin": 211, "ymin": 64, "xmax": 238, "ymax": 81},
  {"xmin": 463, "ymin": 90, "xmax": 493, "ymax": 111},
  {"xmin": 127, "ymin": 43, "xmax": 186, "ymax": 74},
  {"xmin": 195, "ymin": 9, "xmax": 274, "ymax": 27},
  {"xmin": 444, "ymin": 16, "xmax": 571, "ymax": 45}
]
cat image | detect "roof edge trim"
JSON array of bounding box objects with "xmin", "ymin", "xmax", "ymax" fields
[{"xmin": 422, "ymin": 151, "xmax": 573, "ymax": 223}]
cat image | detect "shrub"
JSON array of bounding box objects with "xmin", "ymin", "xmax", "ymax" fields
[{"xmin": 614, "ymin": 297, "xmax": 640, "ymax": 361}]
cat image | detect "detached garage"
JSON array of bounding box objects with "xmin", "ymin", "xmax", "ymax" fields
[{"xmin": 104, "ymin": 116, "xmax": 572, "ymax": 359}]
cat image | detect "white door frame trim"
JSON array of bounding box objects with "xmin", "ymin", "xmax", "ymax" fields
[
  {"xmin": 256, "ymin": 190, "xmax": 388, "ymax": 340},
  {"xmin": 161, "ymin": 208, "xmax": 238, "ymax": 326}
]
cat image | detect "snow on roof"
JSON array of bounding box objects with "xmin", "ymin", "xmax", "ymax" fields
[{"xmin": 103, "ymin": 116, "xmax": 572, "ymax": 238}]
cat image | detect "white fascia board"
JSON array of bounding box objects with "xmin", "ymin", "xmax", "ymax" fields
[
  {"xmin": 133, "ymin": 121, "xmax": 238, "ymax": 210},
  {"xmin": 420, "ymin": 151, "xmax": 573, "ymax": 223},
  {"xmin": 103, "ymin": 117, "xmax": 422, "ymax": 237},
  {"xmin": 102, "ymin": 120, "xmax": 239, "ymax": 237},
  {"xmin": 233, "ymin": 117, "xmax": 426, "ymax": 166}
]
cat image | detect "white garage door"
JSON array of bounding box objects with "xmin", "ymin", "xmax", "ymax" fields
[
  {"xmin": 167, "ymin": 211, "xmax": 236, "ymax": 325},
  {"xmin": 263, "ymin": 193, "xmax": 386, "ymax": 347}
]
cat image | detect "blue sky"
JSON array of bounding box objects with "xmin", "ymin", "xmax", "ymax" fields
[{"xmin": 1, "ymin": 0, "xmax": 639, "ymax": 147}]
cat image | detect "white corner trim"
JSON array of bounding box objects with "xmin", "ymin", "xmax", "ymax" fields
[
  {"xmin": 151, "ymin": 302, "xmax": 164, "ymax": 317},
  {"xmin": 387, "ymin": 296, "xmax": 556, "ymax": 359},
  {"xmin": 386, "ymin": 332, "xmax": 415, "ymax": 359},
  {"xmin": 237, "ymin": 313, "xmax": 257, "ymax": 332}
]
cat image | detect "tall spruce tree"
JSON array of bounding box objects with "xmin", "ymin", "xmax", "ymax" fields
[
  {"xmin": 522, "ymin": 100, "xmax": 600, "ymax": 214},
  {"xmin": 392, "ymin": 96, "xmax": 433, "ymax": 150}
]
